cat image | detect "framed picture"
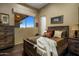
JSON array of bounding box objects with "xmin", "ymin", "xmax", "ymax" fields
[
  {"xmin": 0, "ymin": 13, "xmax": 9, "ymax": 25},
  {"xmin": 51, "ymin": 15, "xmax": 64, "ymax": 24}
]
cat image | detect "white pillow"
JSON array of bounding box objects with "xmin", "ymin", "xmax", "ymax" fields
[{"xmin": 54, "ymin": 30, "xmax": 63, "ymax": 38}]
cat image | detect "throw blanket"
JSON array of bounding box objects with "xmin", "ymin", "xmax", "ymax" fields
[{"xmin": 37, "ymin": 37, "xmax": 58, "ymax": 56}]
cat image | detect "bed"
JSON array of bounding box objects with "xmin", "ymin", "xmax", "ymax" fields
[
  {"xmin": 23, "ymin": 26, "xmax": 69, "ymax": 56},
  {"xmin": 48, "ymin": 26, "xmax": 69, "ymax": 55}
]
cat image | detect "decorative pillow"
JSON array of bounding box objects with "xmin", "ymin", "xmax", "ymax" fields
[{"xmin": 54, "ymin": 30, "xmax": 63, "ymax": 38}]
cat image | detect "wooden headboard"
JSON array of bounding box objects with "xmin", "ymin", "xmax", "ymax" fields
[{"xmin": 48, "ymin": 26, "xmax": 69, "ymax": 37}]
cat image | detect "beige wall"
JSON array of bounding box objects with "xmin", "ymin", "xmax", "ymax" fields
[
  {"xmin": 39, "ymin": 3, "xmax": 79, "ymax": 36},
  {"xmin": 15, "ymin": 28, "xmax": 38, "ymax": 45},
  {"xmin": 0, "ymin": 3, "xmax": 79, "ymax": 44},
  {"xmin": 39, "ymin": 3, "xmax": 78, "ymax": 26},
  {"xmin": 0, "ymin": 3, "xmax": 38, "ymax": 45},
  {"xmin": 0, "ymin": 3, "xmax": 37, "ymax": 25}
]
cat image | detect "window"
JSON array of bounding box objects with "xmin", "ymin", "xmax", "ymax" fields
[{"xmin": 20, "ymin": 16, "xmax": 35, "ymax": 28}]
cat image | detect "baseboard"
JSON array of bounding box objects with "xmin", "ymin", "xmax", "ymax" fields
[{"xmin": 15, "ymin": 42, "xmax": 23, "ymax": 45}]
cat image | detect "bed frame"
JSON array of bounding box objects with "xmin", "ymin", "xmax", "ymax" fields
[
  {"xmin": 23, "ymin": 26, "xmax": 69, "ymax": 56},
  {"xmin": 48, "ymin": 26, "xmax": 69, "ymax": 37},
  {"xmin": 48, "ymin": 26, "xmax": 69, "ymax": 55}
]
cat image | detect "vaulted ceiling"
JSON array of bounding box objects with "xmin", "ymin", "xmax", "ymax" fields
[
  {"xmin": 26, "ymin": 3, "xmax": 48, "ymax": 9},
  {"xmin": 19, "ymin": 3, "xmax": 48, "ymax": 10}
]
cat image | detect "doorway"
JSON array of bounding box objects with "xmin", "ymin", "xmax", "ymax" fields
[{"xmin": 40, "ymin": 16, "xmax": 46, "ymax": 35}]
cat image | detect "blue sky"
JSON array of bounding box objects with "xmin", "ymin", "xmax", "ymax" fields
[{"xmin": 20, "ymin": 16, "xmax": 35, "ymax": 28}]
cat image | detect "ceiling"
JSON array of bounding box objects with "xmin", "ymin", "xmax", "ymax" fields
[{"xmin": 25, "ymin": 3, "xmax": 48, "ymax": 9}]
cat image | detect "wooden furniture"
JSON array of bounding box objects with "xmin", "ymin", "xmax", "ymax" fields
[
  {"xmin": 23, "ymin": 38, "xmax": 68, "ymax": 56},
  {"xmin": 23, "ymin": 39, "xmax": 37, "ymax": 56},
  {"xmin": 23, "ymin": 26, "xmax": 69, "ymax": 56},
  {"xmin": 48, "ymin": 26, "xmax": 69, "ymax": 55},
  {"xmin": 23, "ymin": 36, "xmax": 40, "ymax": 56},
  {"xmin": 48, "ymin": 26, "xmax": 69, "ymax": 37},
  {"xmin": 68, "ymin": 38, "xmax": 79, "ymax": 55},
  {"xmin": 0, "ymin": 25, "xmax": 14, "ymax": 50},
  {"xmin": 68, "ymin": 30, "xmax": 79, "ymax": 55}
]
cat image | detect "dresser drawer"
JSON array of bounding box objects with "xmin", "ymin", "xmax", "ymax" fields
[
  {"xmin": 0, "ymin": 40, "xmax": 7, "ymax": 49},
  {"xmin": 0, "ymin": 26, "xmax": 5, "ymax": 31},
  {"xmin": 0, "ymin": 25, "xmax": 14, "ymax": 50}
]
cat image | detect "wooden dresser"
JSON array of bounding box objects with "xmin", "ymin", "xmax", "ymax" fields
[
  {"xmin": 0, "ymin": 25, "xmax": 14, "ymax": 50},
  {"xmin": 68, "ymin": 38, "xmax": 79, "ymax": 55}
]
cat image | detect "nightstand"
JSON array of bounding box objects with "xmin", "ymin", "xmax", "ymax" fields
[{"xmin": 68, "ymin": 38, "xmax": 79, "ymax": 55}]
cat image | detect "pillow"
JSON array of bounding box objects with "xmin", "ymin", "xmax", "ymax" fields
[{"xmin": 54, "ymin": 30, "xmax": 63, "ymax": 38}]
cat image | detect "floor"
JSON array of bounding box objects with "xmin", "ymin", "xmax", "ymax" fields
[
  {"xmin": 0, "ymin": 44, "xmax": 23, "ymax": 56},
  {"xmin": 0, "ymin": 43, "xmax": 78, "ymax": 56}
]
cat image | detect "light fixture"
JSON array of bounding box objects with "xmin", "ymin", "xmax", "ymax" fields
[
  {"xmin": 71, "ymin": 24, "xmax": 79, "ymax": 30},
  {"xmin": 16, "ymin": 15, "xmax": 20, "ymax": 18}
]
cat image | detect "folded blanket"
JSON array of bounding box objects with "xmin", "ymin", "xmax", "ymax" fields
[
  {"xmin": 37, "ymin": 37, "xmax": 58, "ymax": 56},
  {"xmin": 37, "ymin": 46, "xmax": 47, "ymax": 56}
]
